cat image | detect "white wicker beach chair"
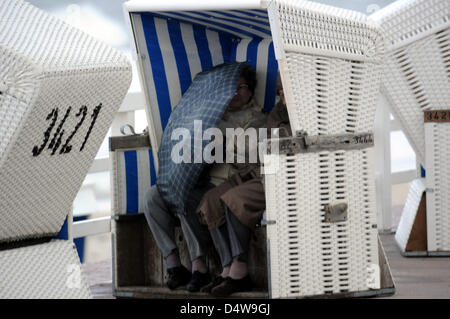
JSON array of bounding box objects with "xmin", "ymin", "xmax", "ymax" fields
[
  {"xmin": 0, "ymin": 0, "xmax": 131, "ymax": 298},
  {"xmin": 264, "ymin": 0, "xmax": 385, "ymax": 298},
  {"xmin": 372, "ymin": 0, "xmax": 450, "ymax": 254},
  {"xmin": 0, "ymin": 240, "xmax": 91, "ymax": 298},
  {"xmin": 123, "ymin": 0, "xmax": 393, "ymax": 298},
  {"xmin": 0, "ymin": 0, "xmax": 132, "ymax": 243}
]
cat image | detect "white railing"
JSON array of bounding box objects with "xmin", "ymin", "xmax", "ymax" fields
[
  {"xmin": 69, "ymin": 91, "xmax": 416, "ymax": 240},
  {"xmin": 68, "ymin": 91, "xmax": 146, "ymax": 241}
]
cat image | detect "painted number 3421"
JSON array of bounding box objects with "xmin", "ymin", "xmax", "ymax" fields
[{"xmin": 32, "ymin": 103, "xmax": 102, "ymax": 157}]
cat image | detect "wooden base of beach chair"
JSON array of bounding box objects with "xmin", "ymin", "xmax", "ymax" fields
[
  {"xmin": 111, "ymin": 214, "xmax": 394, "ymax": 299},
  {"xmin": 394, "ymin": 179, "xmax": 450, "ymax": 257},
  {"xmin": 112, "ymin": 213, "xmax": 268, "ymax": 298}
]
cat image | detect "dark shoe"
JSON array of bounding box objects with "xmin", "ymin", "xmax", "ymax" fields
[
  {"xmin": 200, "ymin": 276, "xmax": 226, "ymax": 293},
  {"xmin": 167, "ymin": 266, "xmax": 191, "ymax": 290},
  {"xmin": 187, "ymin": 271, "xmax": 212, "ymax": 292},
  {"xmin": 211, "ymin": 275, "xmax": 252, "ymax": 297}
]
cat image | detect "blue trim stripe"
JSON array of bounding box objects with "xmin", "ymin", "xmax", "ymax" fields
[
  {"xmin": 235, "ymin": 9, "xmax": 268, "ymax": 19},
  {"xmin": 193, "ymin": 24, "xmax": 213, "ymax": 71},
  {"xmin": 191, "ymin": 11, "xmax": 271, "ymax": 36},
  {"xmin": 264, "ymin": 42, "xmax": 278, "ymax": 112},
  {"xmin": 210, "ymin": 10, "xmax": 271, "ymax": 28},
  {"xmin": 167, "ymin": 19, "xmax": 192, "ymax": 95},
  {"xmin": 246, "ymin": 38, "xmax": 261, "ymax": 70},
  {"xmin": 124, "ymin": 151, "xmax": 139, "ymax": 214},
  {"xmin": 167, "ymin": 12, "xmax": 264, "ymax": 39},
  {"xmin": 229, "ymin": 39, "xmax": 238, "ymax": 62},
  {"xmin": 55, "ymin": 217, "xmax": 69, "ymax": 240},
  {"xmin": 141, "ymin": 14, "xmax": 172, "ymax": 129},
  {"xmin": 149, "ymin": 149, "xmax": 157, "ymax": 185},
  {"xmin": 219, "ymin": 32, "xmax": 233, "ymax": 63}
]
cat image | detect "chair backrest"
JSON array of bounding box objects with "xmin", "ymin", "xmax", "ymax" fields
[
  {"xmin": 127, "ymin": 8, "xmax": 279, "ymax": 165},
  {"xmin": 268, "ymin": 0, "xmax": 385, "ymax": 136},
  {"xmin": 371, "ymin": 0, "xmax": 450, "ymax": 163},
  {"xmin": 0, "ymin": 0, "xmax": 132, "ymax": 242},
  {"xmin": 262, "ymin": 0, "xmax": 385, "ymax": 298}
]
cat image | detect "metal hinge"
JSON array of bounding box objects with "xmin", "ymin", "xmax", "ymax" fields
[{"xmin": 324, "ymin": 202, "xmax": 348, "ymax": 223}]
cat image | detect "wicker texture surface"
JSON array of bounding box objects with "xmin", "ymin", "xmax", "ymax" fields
[
  {"xmin": 269, "ymin": 0, "xmax": 384, "ymax": 135},
  {"xmin": 425, "ymin": 123, "xmax": 450, "ymax": 251},
  {"xmin": 0, "ymin": 0, "xmax": 132, "ymax": 242},
  {"xmin": 263, "ymin": 0, "xmax": 382, "ymax": 298},
  {"xmin": 0, "ymin": 240, "xmax": 91, "ymax": 298},
  {"xmin": 395, "ymin": 178, "xmax": 426, "ymax": 252},
  {"xmin": 371, "ymin": 0, "xmax": 450, "ymax": 163},
  {"xmin": 265, "ymin": 148, "xmax": 378, "ymax": 298}
]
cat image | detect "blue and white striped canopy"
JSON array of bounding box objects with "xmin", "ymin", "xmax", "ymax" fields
[{"xmin": 128, "ymin": 7, "xmax": 279, "ymax": 161}]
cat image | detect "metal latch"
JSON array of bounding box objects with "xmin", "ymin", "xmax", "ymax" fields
[
  {"xmin": 324, "ymin": 202, "xmax": 348, "ymax": 223},
  {"xmin": 266, "ymin": 132, "xmax": 374, "ymax": 155},
  {"xmin": 261, "ymin": 220, "xmax": 276, "ymax": 226}
]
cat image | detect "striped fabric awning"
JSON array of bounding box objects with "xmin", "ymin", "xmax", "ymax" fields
[
  {"xmin": 114, "ymin": 148, "xmax": 157, "ymax": 215},
  {"xmin": 130, "ymin": 8, "xmax": 279, "ymax": 160}
]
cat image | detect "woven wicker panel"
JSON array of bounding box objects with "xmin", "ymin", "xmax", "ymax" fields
[
  {"xmin": 280, "ymin": 54, "xmax": 383, "ymax": 135},
  {"xmin": 371, "ymin": 0, "xmax": 449, "ymax": 50},
  {"xmin": 371, "ymin": 0, "xmax": 450, "ymax": 163},
  {"xmin": 0, "ymin": 0, "xmax": 132, "ymax": 242},
  {"xmin": 395, "ymin": 178, "xmax": 426, "ymax": 252},
  {"xmin": 265, "ymin": 148, "xmax": 379, "ymax": 298},
  {"xmin": 425, "ymin": 124, "xmax": 450, "ymax": 252},
  {"xmin": 268, "ymin": 0, "xmax": 384, "ymax": 135},
  {"xmin": 0, "ymin": 240, "xmax": 91, "ymax": 298}
]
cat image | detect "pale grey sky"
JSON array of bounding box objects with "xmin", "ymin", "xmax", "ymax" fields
[{"xmin": 27, "ymin": 0, "xmax": 397, "ymax": 53}]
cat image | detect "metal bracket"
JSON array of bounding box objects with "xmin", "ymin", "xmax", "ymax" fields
[
  {"xmin": 266, "ymin": 132, "xmax": 374, "ymax": 155},
  {"xmin": 324, "ymin": 202, "xmax": 348, "ymax": 223},
  {"xmin": 305, "ymin": 133, "xmax": 374, "ymax": 152}
]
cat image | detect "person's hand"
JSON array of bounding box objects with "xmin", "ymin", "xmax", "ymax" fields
[{"xmin": 277, "ymin": 88, "xmax": 286, "ymax": 107}]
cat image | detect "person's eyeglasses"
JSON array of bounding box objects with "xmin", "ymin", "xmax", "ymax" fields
[
  {"xmin": 237, "ymin": 83, "xmax": 249, "ymax": 91},
  {"xmin": 234, "ymin": 83, "xmax": 249, "ymax": 96}
]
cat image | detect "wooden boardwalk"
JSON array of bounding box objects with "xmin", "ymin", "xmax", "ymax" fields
[{"xmin": 83, "ymin": 233, "xmax": 450, "ymax": 299}]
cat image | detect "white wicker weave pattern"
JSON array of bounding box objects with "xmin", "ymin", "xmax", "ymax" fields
[
  {"xmin": 371, "ymin": 0, "xmax": 450, "ymax": 51},
  {"xmin": 371, "ymin": 0, "xmax": 450, "ymax": 163},
  {"xmin": 280, "ymin": 54, "xmax": 383, "ymax": 136},
  {"xmin": 269, "ymin": 0, "xmax": 384, "ymax": 135},
  {"xmin": 394, "ymin": 178, "xmax": 426, "ymax": 252},
  {"xmin": 0, "ymin": 0, "xmax": 132, "ymax": 242},
  {"xmin": 265, "ymin": 148, "xmax": 378, "ymax": 298},
  {"xmin": 0, "ymin": 240, "xmax": 91, "ymax": 298},
  {"xmin": 425, "ymin": 123, "xmax": 450, "ymax": 251},
  {"xmin": 0, "ymin": 0, "xmax": 127, "ymax": 71}
]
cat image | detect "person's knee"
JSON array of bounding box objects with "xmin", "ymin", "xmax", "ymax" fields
[{"xmin": 144, "ymin": 186, "xmax": 161, "ymax": 214}]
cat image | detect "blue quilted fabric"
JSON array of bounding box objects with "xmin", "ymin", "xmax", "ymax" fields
[{"xmin": 156, "ymin": 62, "xmax": 245, "ymax": 215}]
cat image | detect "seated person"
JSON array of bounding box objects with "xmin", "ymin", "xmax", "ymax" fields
[
  {"xmin": 143, "ymin": 64, "xmax": 265, "ymax": 292},
  {"xmin": 197, "ymin": 73, "xmax": 291, "ymax": 297}
]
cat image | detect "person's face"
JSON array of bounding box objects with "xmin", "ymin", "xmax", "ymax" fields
[{"xmin": 227, "ymin": 77, "xmax": 252, "ymax": 111}]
